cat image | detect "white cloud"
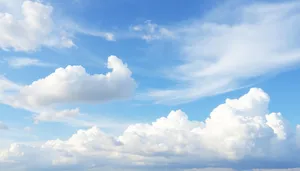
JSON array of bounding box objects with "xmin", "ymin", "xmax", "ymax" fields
[
  {"xmin": 23, "ymin": 126, "xmax": 31, "ymax": 132},
  {"xmin": 184, "ymin": 168, "xmax": 236, "ymax": 171},
  {"xmin": 186, "ymin": 169, "xmax": 300, "ymax": 171},
  {"xmin": 0, "ymin": 0, "xmax": 74, "ymax": 51},
  {"xmin": 0, "ymin": 0, "xmax": 24, "ymax": 16},
  {"xmin": 0, "ymin": 0, "xmax": 116, "ymax": 50},
  {"xmin": 5, "ymin": 57, "xmax": 53, "ymax": 68},
  {"xmin": 266, "ymin": 113, "xmax": 288, "ymax": 140},
  {"xmin": 4, "ymin": 55, "xmax": 135, "ymax": 108},
  {"xmin": 0, "ymin": 1, "xmax": 171, "ymax": 47},
  {"xmin": 0, "ymin": 121, "xmax": 8, "ymax": 130},
  {"xmin": 33, "ymin": 108, "xmax": 80, "ymax": 123},
  {"xmin": 253, "ymin": 169, "xmax": 300, "ymax": 171},
  {"xmin": 74, "ymin": 26, "xmax": 116, "ymax": 41},
  {"xmin": 131, "ymin": 20, "xmax": 174, "ymax": 41},
  {"xmin": 297, "ymin": 125, "xmax": 300, "ymax": 148},
  {"xmin": 0, "ymin": 56, "xmax": 136, "ymax": 123},
  {"xmin": 148, "ymin": 1, "xmax": 300, "ymax": 104},
  {"xmin": 1, "ymin": 88, "xmax": 299, "ymax": 170},
  {"xmin": 0, "ymin": 76, "xmax": 20, "ymax": 93}
]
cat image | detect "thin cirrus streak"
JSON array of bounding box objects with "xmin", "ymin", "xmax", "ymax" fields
[{"xmin": 148, "ymin": 1, "xmax": 300, "ymax": 104}]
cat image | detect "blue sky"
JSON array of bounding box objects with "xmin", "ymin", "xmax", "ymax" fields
[{"xmin": 0, "ymin": 0, "xmax": 300, "ymax": 171}]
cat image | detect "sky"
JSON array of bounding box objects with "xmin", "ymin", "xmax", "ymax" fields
[{"xmin": 0, "ymin": 0, "xmax": 300, "ymax": 171}]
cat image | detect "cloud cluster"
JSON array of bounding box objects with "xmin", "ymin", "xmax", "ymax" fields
[
  {"xmin": 149, "ymin": 1, "xmax": 300, "ymax": 104},
  {"xmin": 0, "ymin": 56, "xmax": 136, "ymax": 122},
  {"xmin": 1, "ymin": 88, "xmax": 299, "ymax": 170}
]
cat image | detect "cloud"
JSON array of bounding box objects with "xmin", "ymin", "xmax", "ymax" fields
[
  {"xmin": 5, "ymin": 57, "xmax": 53, "ymax": 68},
  {"xmin": 73, "ymin": 20, "xmax": 173, "ymax": 42},
  {"xmin": 23, "ymin": 126, "xmax": 31, "ymax": 132},
  {"xmin": 0, "ymin": 0, "xmax": 74, "ymax": 51},
  {"xmin": 1, "ymin": 88, "xmax": 299, "ymax": 170},
  {"xmin": 74, "ymin": 26, "xmax": 116, "ymax": 41},
  {"xmin": 0, "ymin": 0, "xmax": 119, "ymax": 51},
  {"xmin": 297, "ymin": 125, "xmax": 300, "ymax": 148},
  {"xmin": 0, "ymin": 0, "xmax": 169, "ymax": 51},
  {"xmin": 0, "ymin": 76, "xmax": 20, "ymax": 93},
  {"xmin": 130, "ymin": 20, "xmax": 174, "ymax": 41},
  {"xmin": 0, "ymin": 121, "xmax": 8, "ymax": 130},
  {"xmin": 253, "ymin": 169, "xmax": 300, "ymax": 171},
  {"xmin": 148, "ymin": 1, "xmax": 300, "ymax": 104},
  {"xmin": 3, "ymin": 55, "xmax": 135, "ymax": 108},
  {"xmin": 0, "ymin": 56, "xmax": 136, "ymax": 123},
  {"xmin": 184, "ymin": 168, "xmax": 236, "ymax": 171},
  {"xmin": 185, "ymin": 169, "xmax": 300, "ymax": 171},
  {"xmin": 33, "ymin": 108, "xmax": 80, "ymax": 123}
]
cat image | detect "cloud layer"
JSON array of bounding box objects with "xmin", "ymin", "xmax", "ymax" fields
[{"xmin": 1, "ymin": 88, "xmax": 299, "ymax": 170}]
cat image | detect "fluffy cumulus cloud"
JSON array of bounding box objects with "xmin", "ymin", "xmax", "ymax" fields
[
  {"xmin": 0, "ymin": 56, "xmax": 136, "ymax": 122},
  {"xmin": 11, "ymin": 55, "xmax": 135, "ymax": 107},
  {"xmin": 0, "ymin": 0, "xmax": 74, "ymax": 51},
  {"xmin": 1, "ymin": 88, "xmax": 299, "ymax": 170},
  {"xmin": 149, "ymin": 1, "xmax": 300, "ymax": 104}
]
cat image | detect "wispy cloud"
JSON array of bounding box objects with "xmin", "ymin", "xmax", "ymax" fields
[
  {"xmin": 5, "ymin": 57, "xmax": 54, "ymax": 68},
  {"xmin": 148, "ymin": 1, "xmax": 300, "ymax": 104},
  {"xmin": 130, "ymin": 20, "xmax": 175, "ymax": 41},
  {"xmin": 72, "ymin": 20, "xmax": 174, "ymax": 42},
  {"xmin": 0, "ymin": 121, "xmax": 8, "ymax": 130},
  {"xmin": 73, "ymin": 26, "xmax": 116, "ymax": 41}
]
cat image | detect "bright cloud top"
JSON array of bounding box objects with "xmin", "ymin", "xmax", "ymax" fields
[
  {"xmin": 149, "ymin": 1, "xmax": 300, "ymax": 104},
  {"xmin": 1, "ymin": 88, "xmax": 299, "ymax": 170},
  {"xmin": 0, "ymin": 56, "xmax": 136, "ymax": 122}
]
